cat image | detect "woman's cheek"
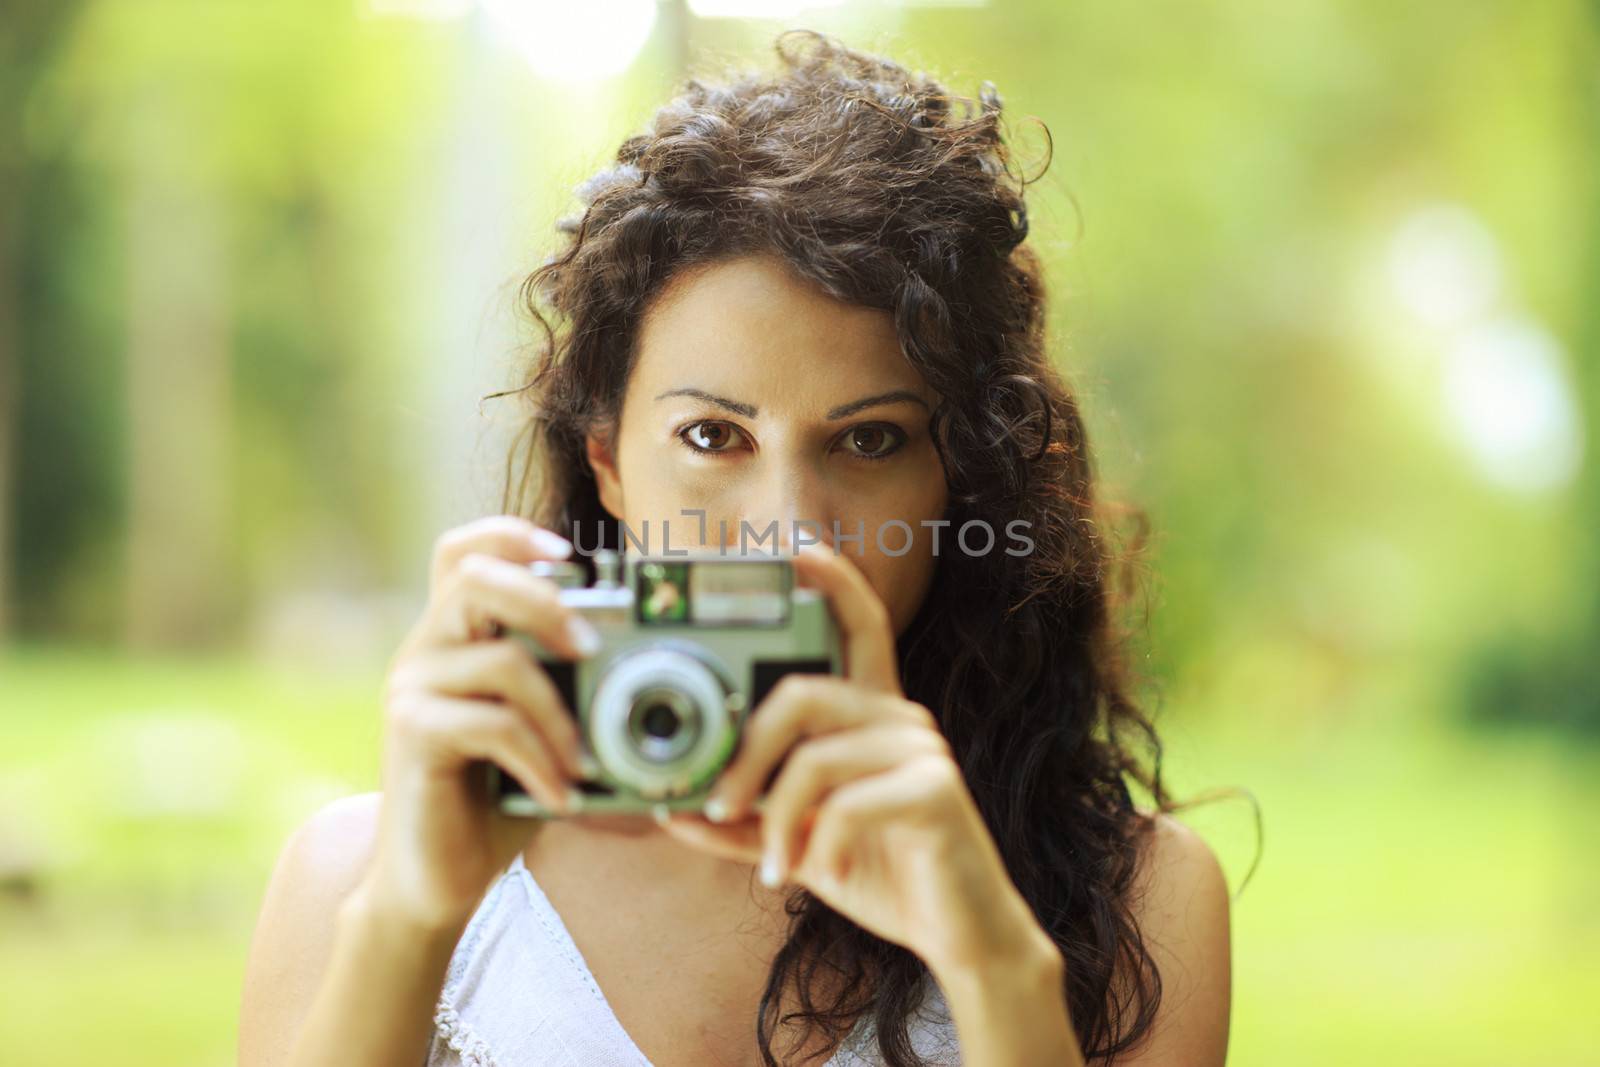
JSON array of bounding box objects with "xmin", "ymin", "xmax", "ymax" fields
[
  {"xmin": 852, "ymin": 543, "xmax": 936, "ymax": 637},
  {"xmin": 622, "ymin": 456, "xmax": 736, "ymax": 534}
]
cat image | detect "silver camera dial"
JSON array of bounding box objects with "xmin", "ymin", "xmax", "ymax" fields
[{"xmin": 587, "ymin": 643, "xmax": 741, "ymax": 800}]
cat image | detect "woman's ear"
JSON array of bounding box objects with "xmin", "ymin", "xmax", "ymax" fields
[{"xmin": 585, "ymin": 425, "xmax": 624, "ymax": 520}]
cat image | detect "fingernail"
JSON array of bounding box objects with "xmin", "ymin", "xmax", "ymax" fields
[
  {"xmin": 566, "ymin": 615, "xmax": 602, "ymax": 657},
  {"xmin": 652, "ymin": 803, "xmax": 671, "ymax": 827},
  {"xmin": 759, "ymin": 851, "xmax": 784, "ymax": 888},
  {"xmin": 532, "ymin": 528, "xmax": 573, "ymax": 557},
  {"xmin": 703, "ymin": 796, "xmax": 729, "ymax": 823},
  {"xmin": 577, "ymin": 752, "xmax": 602, "ymax": 779},
  {"xmin": 563, "ymin": 786, "xmax": 585, "ymax": 814}
]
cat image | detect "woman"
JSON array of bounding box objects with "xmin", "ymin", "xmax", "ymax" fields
[{"xmin": 239, "ymin": 29, "xmax": 1232, "ymax": 1067}]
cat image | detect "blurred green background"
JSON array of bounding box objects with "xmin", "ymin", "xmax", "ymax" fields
[{"xmin": 2, "ymin": 1, "xmax": 1597, "ymax": 1064}]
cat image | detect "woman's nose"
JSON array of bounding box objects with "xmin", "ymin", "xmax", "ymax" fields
[{"xmin": 742, "ymin": 457, "xmax": 835, "ymax": 551}]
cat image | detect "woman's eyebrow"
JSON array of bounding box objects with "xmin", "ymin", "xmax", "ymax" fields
[
  {"xmin": 825, "ymin": 389, "xmax": 929, "ymax": 420},
  {"xmin": 652, "ymin": 387, "xmax": 929, "ymax": 421},
  {"xmin": 654, "ymin": 388, "xmax": 758, "ymax": 418}
]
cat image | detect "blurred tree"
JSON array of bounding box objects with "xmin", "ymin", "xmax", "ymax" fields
[
  {"xmin": 3, "ymin": 0, "xmax": 126, "ymax": 642},
  {"xmin": 120, "ymin": 81, "xmax": 232, "ymax": 649},
  {"xmin": 0, "ymin": 1, "xmax": 92, "ymax": 638},
  {"xmin": 1463, "ymin": 84, "xmax": 1600, "ymax": 735}
]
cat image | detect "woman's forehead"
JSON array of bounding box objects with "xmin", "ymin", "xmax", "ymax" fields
[{"xmin": 630, "ymin": 254, "xmax": 933, "ymax": 406}]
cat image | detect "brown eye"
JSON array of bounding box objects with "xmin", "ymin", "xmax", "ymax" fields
[
  {"xmin": 841, "ymin": 424, "xmax": 904, "ymax": 459},
  {"xmin": 681, "ymin": 421, "xmax": 742, "ymax": 452}
]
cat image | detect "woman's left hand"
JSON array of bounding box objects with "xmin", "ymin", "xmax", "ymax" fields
[{"xmin": 656, "ymin": 543, "xmax": 1053, "ymax": 976}]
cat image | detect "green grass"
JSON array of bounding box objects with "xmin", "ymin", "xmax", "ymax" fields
[
  {"xmin": 1156, "ymin": 686, "xmax": 1600, "ymax": 1066},
  {"xmin": 1, "ymin": 645, "xmax": 1595, "ymax": 1066}
]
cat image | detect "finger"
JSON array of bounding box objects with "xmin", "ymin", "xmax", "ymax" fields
[
  {"xmin": 759, "ymin": 725, "xmax": 947, "ymax": 886},
  {"xmin": 655, "ymin": 813, "xmax": 764, "ymax": 867},
  {"xmin": 790, "ymin": 542, "xmax": 900, "ymax": 693},
  {"xmin": 707, "ymin": 675, "xmax": 901, "ymax": 821},
  {"xmin": 429, "ymin": 516, "xmax": 572, "ymax": 596},
  {"xmin": 795, "ymin": 754, "xmax": 954, "ymax": 887},
  {"xmin": 408, "ymin": 638, "xmax": 585, "ymax": 778},
  {"xmin": 423, "ymin": 552, "xmax": 599, "ymax": 657},
  {"xmin": 388, "ymin": 693, "xmax": 578, "ymax": 813}
]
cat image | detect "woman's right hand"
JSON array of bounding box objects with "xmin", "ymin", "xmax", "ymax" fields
[{"xmin": 356, "ymin": 515, "xmax": 602, "ymax": 932}]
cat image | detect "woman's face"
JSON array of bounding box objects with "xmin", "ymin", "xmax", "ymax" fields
[{"xmin": 585, "ymin": 253, "xmax": 949, "ymax": 637}]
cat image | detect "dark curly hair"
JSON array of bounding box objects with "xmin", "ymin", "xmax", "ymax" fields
[{"xmin": 488, "ymin": 28, "xmax": 1241, "ymax": 1066}]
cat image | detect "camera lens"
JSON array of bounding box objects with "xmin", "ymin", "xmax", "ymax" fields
[
  {"xmin": 640, "ymin": 701, "xmax": 680, "ymax": 738},
  {"xmin": 627, "ymin": 686, "xmax": 701, "ymax": 763},
  {"xmin": 588, "ymin": 644, "xmax": 738, "ymax": 799}
]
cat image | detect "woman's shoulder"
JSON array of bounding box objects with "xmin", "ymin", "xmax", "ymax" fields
[
  {"xmin": 1133, "ymin": 809, "xmax": 1224, "ymax": 878},
  {"xmin": 280, "ymin": 791, "xmax": 383, "ymax": 889},
  {"xmin": 255, "ymin": 790, "xmax": 384, "ymax": 955},
  {"xmin": 1128, "ymin": 808, "xmax": 1229, "ymax": 918},
  {"xmin": 238, "ymin": 793, "xmax": 383, "ymax": 1064},
  {"xmin": 1115, "ymin": 809, "xmax": 1232, "ymax": 1064},
  {"xmin": 248, "ymin": 781, "xmax": 382, "ymax": 898}
]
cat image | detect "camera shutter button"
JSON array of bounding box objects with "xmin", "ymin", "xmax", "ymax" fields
[{"xmin": 531, "ymin": 560, "xmax": 588, "ymax": 589}]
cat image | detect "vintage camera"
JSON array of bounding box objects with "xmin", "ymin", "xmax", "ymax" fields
[{"xmin": 487, "ymin": 550, "xmax": 842, "ymax": 818}]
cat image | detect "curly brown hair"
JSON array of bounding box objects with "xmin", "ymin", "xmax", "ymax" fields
[{"xmin": 489, "ymin": 28, "xmax": 1214, "ymax": 1066}]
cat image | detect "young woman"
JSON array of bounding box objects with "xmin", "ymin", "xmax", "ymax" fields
[{"xmin": 239, "ymin": 30, "xmax": 1231, "ymax": 1067}]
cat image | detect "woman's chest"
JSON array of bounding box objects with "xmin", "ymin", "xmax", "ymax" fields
[
  {"xmin": 552, "ymin": 887, "xmax": 777, "ymax": 1067},
  {"xmin": 525, "ymin": 835, "xmax": 847, "ymax": 1067}
]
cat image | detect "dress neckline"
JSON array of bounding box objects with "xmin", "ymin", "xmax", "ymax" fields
[{"xmin": 504, "ymin": 850, "xmax": 870, "ymax": 1066}]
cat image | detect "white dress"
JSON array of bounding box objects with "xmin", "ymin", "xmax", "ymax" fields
[{"xmin": 425, "ymin": 850, "xmax": 961, "ymax": 1066}]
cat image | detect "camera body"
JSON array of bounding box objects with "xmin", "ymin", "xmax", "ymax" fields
[{"xmin": 490, "ymin": 549, "xmax": 841, "ymax": 818}]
